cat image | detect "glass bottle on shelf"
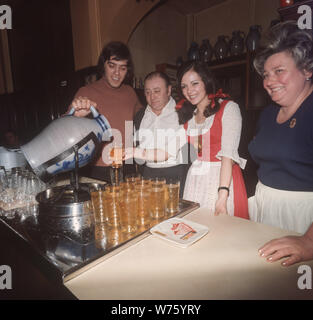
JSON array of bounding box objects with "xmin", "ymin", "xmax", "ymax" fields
[{"xmin": 246, "ymin": 25, "xmax": 262, "ymax": 52}]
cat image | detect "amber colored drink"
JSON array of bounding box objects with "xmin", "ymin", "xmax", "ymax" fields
[
  {"xmin": 106, "ymin": 226, "xmax": 127, "ymax": 248},
  {"xmin": 120, "ymin": 192, "xmax": 138, "ymax": 234},
  {"xmin": 110, "ymin": 146, "xmax": 123, "ymax": 167},
  {"xmin": 94, "ymin": 222, "xmax": 107, "ymax": 249},
  {"xmin": 91, "ymin": 190, "xmax": 107, "ymax": 223},
  {"xmin": 150, "ymin": 186, "xmax": 165, "ymax": 219},
  {"xmin": 104, "ymin": 189, "xmax": 122, "ymax": 228},
  {"xmin": 166, "ymin": 183, "xmax": 180, "ymax": 215},
  {"xmin": 136, "ymin": 189, "xmax": 151, "ymax": 229}
]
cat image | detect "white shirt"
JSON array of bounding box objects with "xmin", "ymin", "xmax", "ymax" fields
[{"xmin": 135, "ymin": 97, "xmax": 185, "ymax": 168}]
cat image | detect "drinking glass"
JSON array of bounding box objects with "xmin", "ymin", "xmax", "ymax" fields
[
  {"xmin": 120, "ymin": 190, "xmax": 138, "ymax": 235},
  {"xmin": 0, "ymin": 166, "xmax": 8, "ymax": 192},
  {"xmin": 18, "ymin": 171, "xmax": 30, "ymax": 202},
  {"xmin": 94, "ymin": 222, "xmax": 107, "ymax": 249},
  {"xmin": 0, "ymin": 166, "xmax": 8, "ymax": 189},
  {"xmin": 94, "ymin": 222, "xmax": 128, "ymax": 249},
  {"xmin": 165, "ymin": 179, "xmax": 180, "ymax": 216},
  {"xmin": 90, "ymin": 183, "xmax": 107, "ymax": 224},
  {"xmin": 150, "ymin": 178, "xmax": 166, "ymax": 220},
  {"xmin": 110, "ymin": 143, "xmax": 123, "ymax": 167},
  {"xmin": 104, "ymin": 184, "xmax": 122, "ymax": 228},
  {"xmin": 136, "ymin": 188, "xmax": 151, "ymax": 230},
  {"xmin": 10, "ymin": 167, "xmax": 23, "ymax": 189},
  {"xmin": 25, "ymin": 173, "xmax": 41, "ymax": 204}
]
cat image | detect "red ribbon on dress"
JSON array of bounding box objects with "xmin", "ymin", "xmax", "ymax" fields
[
  {"xmin": 175, "ymin": 89, "xmax": 230, "ymax": 110},
  {"xmin": 175, "ymin": 99, "xmax": 185, "ymax": 110},
  {"xmin": 207, "ymin": 89, "xmax": 230, "ymax": 109}
]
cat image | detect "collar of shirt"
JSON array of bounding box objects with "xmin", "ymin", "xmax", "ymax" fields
[
  {"xmin": 140, "ymin": 97, "xmax": 178, "ymax": 132},
  {"xmin": 137, "ymin": 96, "xmax": 179, "ymax": 152},
  {"xmin": 145, "ymin": 96, "xmax": 176, "ymax": 119}
]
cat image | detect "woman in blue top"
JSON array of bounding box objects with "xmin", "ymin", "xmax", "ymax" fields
[{"xmin": 248, "ymin": 21, "xmax": 313, "ymax": 236}]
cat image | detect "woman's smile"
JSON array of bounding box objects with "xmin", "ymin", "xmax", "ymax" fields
[
  {"xmin": 181, "ymin": 70, "xmax": 209, "ymax": 109},
  {"xmin": 263, "ymin": 51, "xmax": 312, "ymax": 108}
]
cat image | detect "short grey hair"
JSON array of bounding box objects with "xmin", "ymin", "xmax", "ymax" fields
[{"xmin": 254, "ymin": 21, "xmax": 313, "ymax": 80}]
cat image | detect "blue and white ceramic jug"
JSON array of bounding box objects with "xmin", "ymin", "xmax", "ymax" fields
[{"xmin": 21, "ymin": 106, "xmax": 112, "ymax": 182}]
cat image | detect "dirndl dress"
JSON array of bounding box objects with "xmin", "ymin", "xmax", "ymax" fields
[{"xmin": 183, "ymin": 100, "xmax": 249, "ymax": 219}]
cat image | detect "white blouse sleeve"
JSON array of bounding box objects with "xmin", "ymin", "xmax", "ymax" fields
[{"xmin": 215, "ymin": 101, "xmax": 247, "ymax": 169}]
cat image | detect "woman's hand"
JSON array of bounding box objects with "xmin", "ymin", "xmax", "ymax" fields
[
  {"xmin": 258, "ymin": 234, "xmax": 313, "ymax": 266},
  {"xmin": 214, "ymin": 190, "xmax": 228, "ymax": 215},
  {"xmin": 70, "ymin": 96, "xmax": 97, "ymax": 117}
]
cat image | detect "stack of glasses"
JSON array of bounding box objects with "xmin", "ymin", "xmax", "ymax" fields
[{"xmin": 0, "ymin": 166, "xmax": 46, "ymax": 211}]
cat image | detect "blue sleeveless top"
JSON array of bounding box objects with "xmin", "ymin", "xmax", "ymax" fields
[{"xmin": 248, "ymin": 91, "xmax": 313, "ymax": 191}]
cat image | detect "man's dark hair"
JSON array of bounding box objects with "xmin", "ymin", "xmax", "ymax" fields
[{"xmin": 97, "ymin": 41, "xmax": 134, "ymax": 85}]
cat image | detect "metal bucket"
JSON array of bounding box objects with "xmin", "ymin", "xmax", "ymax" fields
[{"xmin": 36, "ymin": 184, "xmax": 96, "ymax": 241}]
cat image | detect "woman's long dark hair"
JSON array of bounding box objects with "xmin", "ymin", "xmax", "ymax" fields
[{"xmin": 176, "ymin": 61, "xmax": 224, "ymax": 125}]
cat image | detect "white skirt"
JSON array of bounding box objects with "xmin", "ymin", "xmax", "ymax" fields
[
  {"xmin": 248, "ymin": 181, "xmax": 313, "ymax": 234},
  {"xmin": 183, "ymin": 160, "xmax": 235, "ymax": 215}
]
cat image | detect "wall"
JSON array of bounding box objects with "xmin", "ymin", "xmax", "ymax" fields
[
  {"xmin": 69, "ymin": 0, "xmax": 280, "ymax": 73},
  {"xmin": 70, "ymin": 0, "xmax": 98, "ymax": 71},
  {"xmin": 70, "ymin": 0, "xmax": 160, "ymax": 70},
  {"xmin": 128, "ymin": 5, "xmax": 186, "ymax": 80},
  {"xmin": 195, "ymin": 0, "xmax": 280, "ymax": 50},
  {"xmin": 128, "ymin": 0, "xmax": 280, "ymax": 80}
]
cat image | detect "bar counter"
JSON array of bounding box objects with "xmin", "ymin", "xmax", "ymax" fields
[
  {"xmin": 65, "ymin": 208, "xmax": 313, "ymax": 300},
  {"xmin": 1, "ymin": 204, "xmax": 313, "ymax": 300}
]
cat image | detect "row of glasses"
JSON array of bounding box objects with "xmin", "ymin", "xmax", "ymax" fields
[
  {"xmin": 92, "ymin": 183, "xmax": 126, "ymax": 249},
  {"xmin": 90, "ymin": 174, "xmax": 181, "ymax": 249},
  {"xmin": 149, "ymin": 177, "xmax": 180, "ymax": 222}
]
